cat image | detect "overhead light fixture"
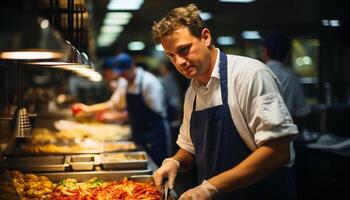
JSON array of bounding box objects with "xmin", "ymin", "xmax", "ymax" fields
[
  {"xmin": 155, "ymin": 44, "xmax": 164, "ymax": 51},
  {"xmin": 200, "ymin": 12, "xmax": 212, "ymax": 21},
  {"xmin": 0, "ymin": 16, "xmax": 69, "ymax": 60},
  {"xmin": 101, "ymin": 25, "xmax": 124, "ymax": 34},
  {"xmin": 242, "ymin": 31, "xmax": 261, "ymax": 39},
  {"xmin": 107, "ymin": 0, "xmax": 144, "ymax": 10},
  {"xmin": 219, "ymin": 0, "xmax": 255, "ymax": 3},
  {"xmin": 27, "ymin": 41, "xmax": 94, "ymax": 69},
  {"xmin": 97, "ymin": 34, "xmax": 120, "ymax": 47},
  {"xmin": 322, "ymin": 19, "xmax": 341, "ymax": 27},
  {"xmin": 0, "ymin": 15, "xmax": 69, "ymax": 137},
  {"xmin": 104, "ymin": 18, "xmax": 130, "ymax": 26},
  {"xmin": 217, "ymin": 36, "xmax": 235, "ymax": 45},
  {"xmin": 105, "ymin": 12, "xmax": 133, "ymax": 19},
  {"xmin": 128, "ymin": 41, "xmax": 145, "ymax": 51}
]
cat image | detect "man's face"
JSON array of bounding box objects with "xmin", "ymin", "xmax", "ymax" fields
[
  {"xmin": 160, "ymin": 27, "xmax": 212, "ymax": 80},
  {"xmin": 118, "ymin": 68, "xmax": 135, "ymax": 83},
  {"xmin": 104, "ymin": 69, "xmax": 118, "ymax": 81}
]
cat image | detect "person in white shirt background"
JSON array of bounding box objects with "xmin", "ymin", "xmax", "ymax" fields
[
  {"xmin": 72, "ymin": 53, "xmax": 172, "ymax": 166},
  {"xmin": 152, "ymin": 4, "xmax": 298, "ymax": 200},
  {"xmin": 262, "ymin": 32, "xmax": 311, "ymax": 131}
]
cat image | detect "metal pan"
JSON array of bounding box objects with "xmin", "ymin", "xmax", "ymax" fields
[
  {"xmin": 101, "ymin": 151, "xmax": 148, "ymax": 170},
  {"xmin": 35, "ymin": 168, "xmax": 153, "ymax": 182},
  {"xmin": 1, "ymin": 155, "xmax": 69, "ymax": 172},
  {"xmin": 67, "ymin": 154, "xmax": 99, "ymax": 171}
]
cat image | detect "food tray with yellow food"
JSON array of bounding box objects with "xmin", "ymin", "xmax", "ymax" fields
[
  {"xmin": 8, "ymin": 170, "xmax": 170, "ymax": 200},
  {"xmin": 54, "ymin": 120, "xmax": 131, "ymax": 141},
  {"xmin": 4, "ymin": 138, "xmax": 138, "ymax": 155}
]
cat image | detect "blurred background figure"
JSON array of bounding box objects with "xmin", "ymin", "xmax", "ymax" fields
[
  {"xmin": 71, "ymin": 56, "xmax": 128, "ymax": 124},
  {"xmin": 158, "ymin": 61, "xmax": 182, "ymax": 124},
  {"xmin": 72, "ymin": 53, "xmax": 172, "ymax": 166},
  {"xmin": 262, "ymin": 32, "xmax": 311, "ymax": 131}
]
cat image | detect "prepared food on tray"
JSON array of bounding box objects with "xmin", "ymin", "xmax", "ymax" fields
[
  {"xmin": 54, "ymin": 120, "xmax": 131, "ymax": 141},
  {"xmin": 21, "ymin": 141, "xmax": 137, "ymax": 154},
  {"xmin": 10, "ymin": 171, "xmax": 54, "ymax": 200},
  {"xmin": 9, "ymin": 170, "xmax": 161, "ymax": 200}
]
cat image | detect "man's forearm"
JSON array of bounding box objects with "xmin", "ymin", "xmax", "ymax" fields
[
  {"xmin": 208, "ymin": 136, "xmax": 292, "ymax": 193},
  {"xmin": 86, "ymin": 102, "xmax": 111, "ymax": 113},
  {"xmin": 172, "ymin": 148, "xmax": 195, "ymax": 172}
]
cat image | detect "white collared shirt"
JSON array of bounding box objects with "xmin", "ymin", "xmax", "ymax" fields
[
  {"xmin": 177, "ymin": 49, "xmax": 298, "ymax": 166},
  {"xmin": 111, "ymin": 67, "xmax": 167, "ymax": 118},
  {"xmin": 266, "ymin": 60, "xmax": 311, "ymax": 117}
]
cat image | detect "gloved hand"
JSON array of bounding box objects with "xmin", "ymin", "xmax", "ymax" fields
[
  {"xmin": 179, "ymin": 180, "xmax": 219, "ymax": 200},
  {"xmin": 153, "ymin": 158, "xmax": 179, "ymax": 189},
  {"xmin": 71, "ymin": 103, "xmax": 89, "ymax": 115}
]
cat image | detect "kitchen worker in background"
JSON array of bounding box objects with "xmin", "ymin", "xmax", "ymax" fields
[
  {"xmin": 72, "ymin": 53, "xmax": 172, "ymax": 166},
  {"xmin": 152, "ymin": 4, "xmax": 298, "ymax": 200},
  {"xmin": 158, "ymin": 61, "xmax": 183, "ymax": 123},
  {"xmin": 72, "ymin": 56, "xmax": 129, "ymax": 123},
  {"xmin": 262, "ymin": 32, "xmax": 310, "ymax": 131}
]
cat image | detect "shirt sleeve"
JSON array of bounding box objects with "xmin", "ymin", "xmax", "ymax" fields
[
  {"xmin": 109, "ymin": 79, "xmax": 127, "ymax": 110},
  {"xmin": 176, "ymin": 89, "xmax": 195, "ymax": 155},
  {"xmin": 241, "ymin": 68, "xmax": 298, "ymax": 146},
  {"xmin": 142, "ymin": 75, "xmax": 167, "ymax": 118}
]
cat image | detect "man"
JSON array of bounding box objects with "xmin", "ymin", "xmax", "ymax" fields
[
  {"xmin": 262, "ymin": 32, "xmax": 310, "ymax": 129},
  {"xmin": 152, "ymin": 4, "xmax": 298, "ymax": 200},
  {"xmin": 73, "ymin": 53, "xmax": 171, "ymax": 166}
]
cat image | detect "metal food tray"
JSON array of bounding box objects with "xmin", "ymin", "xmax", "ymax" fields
[
  {"xmin": 0, "ymin": 155, "xmax": 69, "ymax": 172},
  {"xmin": 101, "ymin": 151, "xmax": 148, "ymax": 170},
  {"xmin": 67, "ymin": 154, "xmax": 99, "ymax": 171},
  {"xmin": 3, "ymin": 139, "xmax": 139, "ymax": 156},
  {"xmin": 35, "ymin": 168, "xmax": 153, "ymax": 182}
]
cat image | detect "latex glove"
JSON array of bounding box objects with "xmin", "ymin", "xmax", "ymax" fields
[
  {"xmin": 179, "ymin": 180, "xmax": 219, "ymax": 200},
  {"xmin": 153, "ymin": 158, "xmax": 179, "ymax": 189}
]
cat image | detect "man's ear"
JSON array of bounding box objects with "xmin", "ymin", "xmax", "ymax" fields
[{"xmin": 201, "ymin": 28, "xmax": 211, "ymax": 47}]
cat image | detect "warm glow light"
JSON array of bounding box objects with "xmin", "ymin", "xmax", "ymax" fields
[{"xmin": 0, "ymin": 51, "xmax": 63, "ymax": 60}]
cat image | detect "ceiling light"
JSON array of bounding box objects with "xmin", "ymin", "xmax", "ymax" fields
[
  {"xmin": 220, "ymin": 0, "xmax": 255, "ymax": 3},
  {"xmin": 128, "ymin": 41, "xmax": 145, "ymax": 51},
  {"xmin": 322, "ymin": 19, "xmax": 341, "ymax": 27},
  {"xmin": 101, "ymin": 25, "xmax": 124, "ymax": 34},
  {"xmin": 200, "ymin": 12, "xmax": 212, "ymax": 21},
  {"xmin": 330, "ymin": 20, "xmax": 340, "ymax": 27},
  {"xmin": 217, "ymin": 36, "xmax": 235, "ymax": 45},
  {"xmin": 105, "ymin": 12, "xmax": 133, "ymax": 19},
  {"xmin": 155, "ymin": 44, "xmax": 164, "ymax": 51},
  {"xmin": 104, "ymin": 18, "xmax": 130, "ymax": 25},
  {"xmin": 322, "ymin": 20, "xmax": 329, "ymax": 26},
  {"xmin": 242, "ymin": 31, "xmax": 261, "ymax": 39},
  {"xmin": 108, "ymin": 0, "xmax": 144, "ymax": 10}
]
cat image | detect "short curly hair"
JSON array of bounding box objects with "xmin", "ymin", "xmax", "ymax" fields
[{"xmin": 152, "ymin": 4, "xmax": 205, "ymax": 43}]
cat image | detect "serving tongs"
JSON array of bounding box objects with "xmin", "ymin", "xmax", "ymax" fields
[{"xmin": 162, "ymin": 179, "xmax": 169, "ymax": 200}]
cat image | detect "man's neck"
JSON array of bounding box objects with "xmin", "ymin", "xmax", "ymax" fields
[{"xmin": 196, "ymin": 47, "xmax": 217, "ymax": 86}]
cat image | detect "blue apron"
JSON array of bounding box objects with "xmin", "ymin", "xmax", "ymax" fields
[
  {"xmin": 189, "ymin": 52, "xmax": 297, "ymax": 200},
  {"xmin": 126, "ymin": 71, "xmax": 171, "ymax": 166}
]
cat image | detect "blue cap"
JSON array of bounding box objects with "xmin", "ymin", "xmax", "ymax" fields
[
  {"xmin": 102, "ymin": 57, "xmax": 115, "ymax": 70},
  {"xmin": 111, "ymin": 53, "xmax": 133, "ymax": 73}
]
